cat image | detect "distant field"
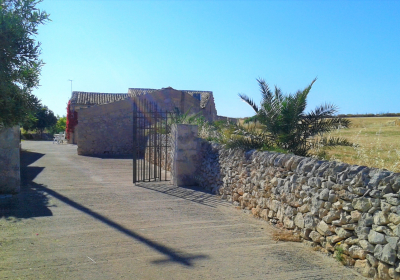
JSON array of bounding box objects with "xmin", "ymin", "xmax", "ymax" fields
[
  {"xmin": 311, "ymin": 117, "xmax": 400, "ymax": 173},
  {"xmin": 238, "ymin": 117, "xmax": 400, "ymax": 172}
]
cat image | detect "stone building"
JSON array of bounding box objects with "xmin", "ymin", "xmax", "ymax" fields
[{"xmin": 68, "ymin": 87, "xmax": 221, "ymax": 155}]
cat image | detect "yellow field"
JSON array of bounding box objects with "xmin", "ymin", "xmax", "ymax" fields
[
  {"xmin": 312, "ymin": 117, "xmax": 400, "ymax": 173},
  {"xmin": 238, "ymin": 117, "xmax": 400, "ymax": 172}
]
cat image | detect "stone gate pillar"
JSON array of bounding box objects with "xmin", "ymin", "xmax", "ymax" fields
[
  {"xmin": 0, "ymin": 126, "xmax": 21, "ymax": 194},
  {"xmin": 171, "ymin": 124, "xmax": 200, "ymax": 187}
]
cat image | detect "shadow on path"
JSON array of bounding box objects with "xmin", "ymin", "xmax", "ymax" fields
[
  {"xmin": 81, "ymin": 154, "xmax": 133, "ymax": 159},
  {"xmin": 135, "ymin": 182, "xmax": 231, "ymax": 209},
  {"xmin": 3, "ymin": 149, "xmax": 207, "ymax": 266},
  {"xmin": 34, "ymin": 183, "xmax": 208, "ymax": 267},
  {"xmin": 0, "ymin": 150, "xmax": 52, "ymax": 219}
]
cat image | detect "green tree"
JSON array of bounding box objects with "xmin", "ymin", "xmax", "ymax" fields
[
  {"xmin": 239, "ymin": 78, "xmax": 351, "ymax": 156},
  {"xmin": 47, "ymin": 115, "xmax": 66, "ymax": 134},
  {"xmin": 0, "ymin": 0, "xmax": 49, "ymax": 128},
  {"xmin": 55, "ymin": 116, "xmax": 66, "ymax": 132},
  {"xmin": 22, "ymin": 105, "xmax": 57, "ymax": 136}
]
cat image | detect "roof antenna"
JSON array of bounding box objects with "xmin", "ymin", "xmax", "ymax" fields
[{"xmin": 68, "ymin": 79, "xmax": 73, "ymax": 98}]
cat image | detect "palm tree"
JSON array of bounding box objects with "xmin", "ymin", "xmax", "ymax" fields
[{"xmin": 239, "ymin": 78, "xmax": 350, "ymax": 156}]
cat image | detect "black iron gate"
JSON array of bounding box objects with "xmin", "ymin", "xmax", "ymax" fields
[{"xmin": 133, "ymin": 98, "xmax": 171, "ymax": 183}]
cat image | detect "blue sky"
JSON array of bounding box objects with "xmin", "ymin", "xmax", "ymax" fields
[{"xmin": 34, "ymin": 0, "xmax": 400, "ymax": 118}]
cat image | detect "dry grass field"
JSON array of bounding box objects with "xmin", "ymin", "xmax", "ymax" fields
[
  {"xmin": 311, "ymin": 117, "xmax": 400, "ymax": 173},
  {"xmin": 238, "ymin": 117, "xmax": 400, "ymax": 173}
]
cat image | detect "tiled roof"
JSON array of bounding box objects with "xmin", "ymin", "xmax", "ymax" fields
[
  {"xmin": 70, "ymin": 92, "xmax": 129, "ymax": 106},
  {"xmin": 128, "ymin": 88, "xmax": 157, "ymax": 97},
  {"xmin": 128, "ymin": 88, "xmax": 212, "ymax": 108},
  {"xmin": 70, "ymin": 88, "xmax": 213, "ymax": 108}
]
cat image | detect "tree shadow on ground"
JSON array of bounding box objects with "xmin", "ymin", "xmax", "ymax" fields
[
  {"xmin": 2, "ymin": 150, "xmax": 208, "ymax": 266},
  {"xmin": 31, "ymin": 182, "xmax": 208, "ymax": 266},
  {"xmin": 0, "ymin": 150, "xmax": 52, "ymax": 219},
  {"xmin": 82, "ymin": 154, "xmax": 134, "ymax": 159}
]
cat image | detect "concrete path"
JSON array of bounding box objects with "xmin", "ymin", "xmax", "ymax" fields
[{"xmin": 0, "ymin": 141, "xmax": 365, "ymax": 280}]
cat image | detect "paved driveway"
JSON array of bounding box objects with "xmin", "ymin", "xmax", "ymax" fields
[{"xmin": 0, "ymin": 141, "xmax": 365, "ymax": 279}]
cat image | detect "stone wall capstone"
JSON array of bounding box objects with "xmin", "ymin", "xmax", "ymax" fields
[{"xmin": 197, "ymin": 141, "xmax": 400, "ymax": 279}]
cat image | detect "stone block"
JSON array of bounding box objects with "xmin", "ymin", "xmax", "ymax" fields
[
  {"xmin": 352, "ymin": 197, "xmax": 373, "ymax": 212},
  {"xmin": 355, "ymin": 226, "xmax": 370, "ymax": 240},
  {"xmin": 317, "ymin": 220, "xmax": 333, "ymax": 236},
  {"xmin": 349, "ymin": 245, "xmax": 367, "ymax": 259},
  {"xmin": 309, "ymin": 231, "xmax": 322, "ymax": 243},
  {"xmin": 294, "ymin": 212, "xmax": 304, "ymax": 228},
  {"xmin": 377, "ymin": 261, "xmax": 390, "ymax": 280},
  {"xmin": 368, "ymin": 230, "xmax": 387, "ymax": 245},
  {"xmin": 374, "ymin": 211, "xmax": 389, "ymax": 226},
  {"xmin": 366, "ymin": 253, "xmax": 379, "ymax": 267},
  {"xmin": 335, "ymin": 227, "xmax": 353, "ymax": 239},
  {"xmin": 359, "ymin": 240, "xmax": 374, "ymax": 253}
]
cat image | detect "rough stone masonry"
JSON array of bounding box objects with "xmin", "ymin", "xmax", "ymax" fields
[
  {"xmin": 197, "ymin": 142, "xmax": 400, "ymax": 280},
  {"xmin": 0, "ymin": 126, "xmax": 20, "ymax": 194}
]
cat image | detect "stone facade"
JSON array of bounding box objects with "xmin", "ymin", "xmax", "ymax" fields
[
  {"xmin": 197, "ymin": 142, "xmax": 400, "ymax": 279},
  {"xmin": 0, "ymin": 126, "xmax": 20, "ymax": 194},
  {"xmin": 76, "ymin": 99, "xmax": 133, "ymax": 156},
  {"xmin": 69, "ymin": 87, "xmax": 222, "ymax": 145},
  {"xmin": 131, "ymin": 87, "xmax": 218, "ymax": 122},
  {"xmin": 74, "ymin": 87, "xmax": 223, "ymax": 155}
]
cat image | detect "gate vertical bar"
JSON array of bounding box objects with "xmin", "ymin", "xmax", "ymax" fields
[
  {"xmin": 132, "ymin": 97, "xmax": 171, "ymax": 184},
  {"xmin": 133, "ymin": 99, "xmax": 137, "ymax": 184},
  {"xmin": 146, "ymin": 99, "xmax": 149, "ymax": 182},
  {"xmin": 164, "ymin": 109, "xmax": 168, "ymax": 181},
  {"xmin": 154, "ymin": 102, "xmax": 158, "ymax": 180},
  {"xmin": 139, "ymin": 98, "xmax": 142, "ymax": 182},
  {"xmin": 158, "ymin": 110, "xmax": 162, "ymax": 181},
  {"xmin": 141, "ymin": 99, "xmax": 145, "ymax": 182}
]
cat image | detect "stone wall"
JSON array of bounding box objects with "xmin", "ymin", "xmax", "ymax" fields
[
  {"xmin": 203, "ymin": 94, "xmax": 218, "ymax": 122},
  {"xmin": 0, "ymin": 126, "xmax": 20, "ymax": 194},
  {"xmin": 144, "ymin": 88, "xmax": 200, "ymax": 117},
  {"xmin": 216, "ymin": 115, "xmax": 238, "ymax": 124},
  {"xmin": 21, "ymin": 133, "xmax": 53, "ymax": 140},
  {"xmin": 77, "ymin": 99, "xmax": 133, "ymax": 155},
  {"xmin": 197, "ymin": 142, "xmax": 400, "ymax": 279}
]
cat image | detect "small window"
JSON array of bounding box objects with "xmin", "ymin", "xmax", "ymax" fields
[{"xmin": 192, "ymin": 93, "xmax": 201, "ymax": 101}]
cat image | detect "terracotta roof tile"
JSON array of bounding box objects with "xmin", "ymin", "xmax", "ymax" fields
[
  {"xmin": 128, "ymin": 88, "xmax": 212, "ymax": 108},
  {"xmin": 71, "ymin": 88, "xmax": 213, "ymax": 109},
  {"xmin": 70, "ymin": 92, "xmax": 128, "ymax": 106}
]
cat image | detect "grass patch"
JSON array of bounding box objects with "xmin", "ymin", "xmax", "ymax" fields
[{"xmin": 334, "ymin": 246, "xmax": 345, "ymax": 263}]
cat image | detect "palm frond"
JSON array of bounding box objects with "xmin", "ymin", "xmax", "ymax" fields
[
  {"xmin": 257, "ymin": 78, "xmax": 273, "ymax": 102},
  {"xmin": 238, "ymin": 93, "xmax": 259, "ymax": 112},
  {"xmin": 308, "ymin": 103, "xmax": 338, "ymax": 118},
  {"xmin": 302, "ymin": 77, "xmax": 317, "ymax": 96},
  {"xmin": 274, "ymin": 85, "xmax": 283, "ymax": 102}
]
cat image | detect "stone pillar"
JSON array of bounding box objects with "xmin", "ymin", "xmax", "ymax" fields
[
  {"xmin": 0, "ymin": 126, "xmax": 20, "ymax": 194},
  {"xmin": 171, "ymin": 124, "xmax": 199, "ymax": 187}
]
